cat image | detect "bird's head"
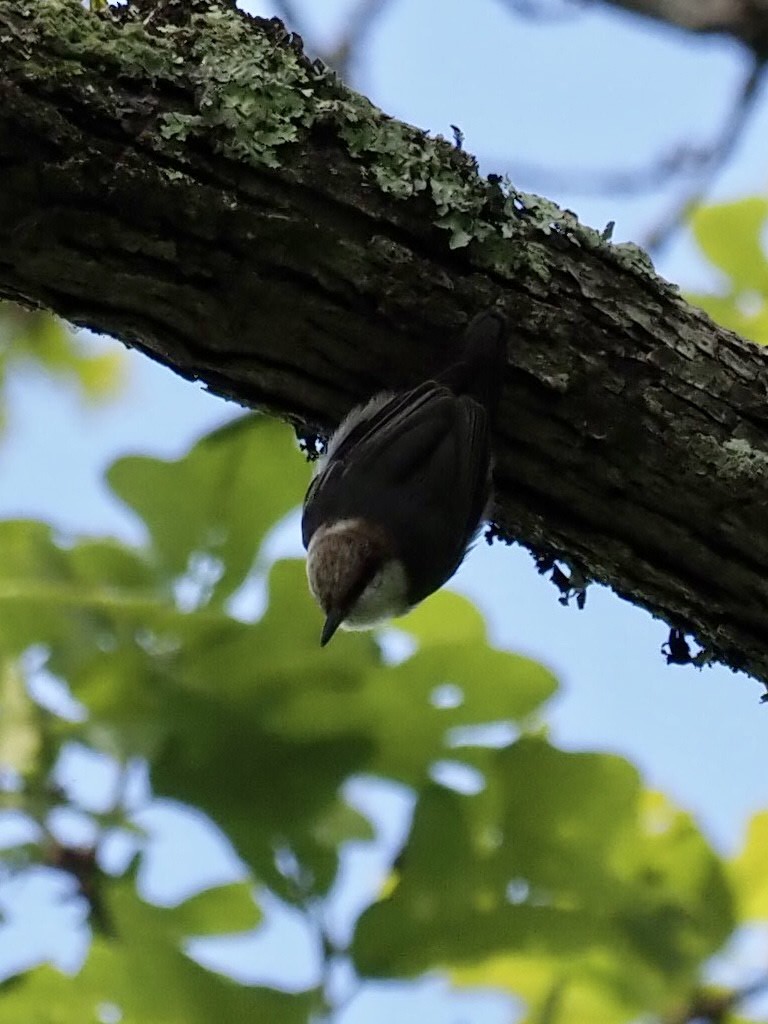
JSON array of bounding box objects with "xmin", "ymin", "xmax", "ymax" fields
[{"xmin": 305, "ymin": 518, "xmax": 407, "ymax": 645}]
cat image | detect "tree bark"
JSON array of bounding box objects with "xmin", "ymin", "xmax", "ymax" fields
[{"xmin": 2, "ymin": 0, "xmax": 768, "ymax": 692}]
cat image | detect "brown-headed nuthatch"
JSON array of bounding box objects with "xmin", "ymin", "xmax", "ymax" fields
[{"xmin": 302, "ymin": 309, "xmax": 507, "ymax": 646}]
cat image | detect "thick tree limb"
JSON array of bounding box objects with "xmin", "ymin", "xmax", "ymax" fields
[{"xmin": 2, "ymin": 0, "xmax": 768, "ymax": 691}]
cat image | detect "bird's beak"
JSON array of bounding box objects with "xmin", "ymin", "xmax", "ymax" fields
[{"xmin": 320, "ymin": 607, "xmax": 345, "ymax": 647}]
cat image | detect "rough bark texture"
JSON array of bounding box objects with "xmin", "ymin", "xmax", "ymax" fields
[
  {"xmin": 598, "ymin": 0, "xmax": 768, "ymax": 55},
  {"xmin": 2, "ymin": 0, "xmax": 768, "ymax": 692}
]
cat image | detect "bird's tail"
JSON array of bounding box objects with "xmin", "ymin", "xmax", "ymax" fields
[{"xmin": 437, "ymin": 309, "xmax": 508, "ymax": 420}]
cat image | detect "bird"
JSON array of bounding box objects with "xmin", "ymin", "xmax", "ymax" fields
[{"xmin": 301, "ymin": 308, "xmax": 507, "ymax": 646}]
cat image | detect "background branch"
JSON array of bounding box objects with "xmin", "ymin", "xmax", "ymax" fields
[
  {"xmin": 322, "ymin": 0, "xmax": 392, "ymax": 79},
  {"xmin": 642, "ymin": 58, "xmax": 766, "ymax": 252},
  {"xmin": 492, "ymin": 55, "xmax": 763, "ymax": 200}
]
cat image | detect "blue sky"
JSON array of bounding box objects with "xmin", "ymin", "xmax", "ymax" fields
[{"xmin": 1, "ymin": 1, "xmax": 767, "ymax": 1021}]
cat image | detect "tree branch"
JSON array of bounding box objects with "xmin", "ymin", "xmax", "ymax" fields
[
  {"xmin": 492, "ymin": 58, "xmax": 765, "ymax": 205},
  {"xmin": 321, "ymin": 0, "xmax": 392, "ymax": 80},
  {"xmin": 3, "ymin": 0, "xmax": 768, "ymax": 691},
  {"xmin": 595, "ymin": 0, "xmax": 768, "ymax": 56},
  {"xmin": 642, "ymin": 58, "xmax": 766, "ymax": 253},
  {"xmin": 497, "ymin": 0, "xmax": 768, "ymax": 55}
]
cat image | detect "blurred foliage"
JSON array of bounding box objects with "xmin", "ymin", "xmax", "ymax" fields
[
  {"xmin": 688, "ymin": 198, "xmax": 768, "ymax": 345},
  {"xmin": 0, "ymin": 416, "xmax": 764, "ymax": 1024},
  {"xmin": 0, "ymin": 304, "xmax": 123, "ymax": 433}
]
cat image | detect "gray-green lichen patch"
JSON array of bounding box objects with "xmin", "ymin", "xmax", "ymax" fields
[
  {"xmin": 612, "ymin": 241, "xmax": 656, "ymax": 276},
  {"xmin": 183, "ymin": 7, "xmax": 320, "ymax": 166},
  {"xmin": 9, "ymin": 0, "xmax": 663, "ymax": 282},
  {"xmin": 18, "ymin": 0, "xmax": 175, "ymax": 79},
  {"xmin": 721, "ymin": 436, "xmax": 768, "ymax": 479}
]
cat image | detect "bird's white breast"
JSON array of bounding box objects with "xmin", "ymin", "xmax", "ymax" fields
[{"xmin": 342, "ymin": 558, "xmax": 410, "ymax": 630}]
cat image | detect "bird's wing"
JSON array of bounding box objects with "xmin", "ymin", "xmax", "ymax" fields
[
  {"xmin": 302, "ymin": 382, "xmax": 492, "ymax": 601},
  {"xmin": 323, "ymin": 381, "xmax": 443, "ymax": 469},
  {"xmin": 392, "ymin": 394, "xmax": 491, "ymax": 601},
  {"xmin": 301, "ymin": 382, "xmax": 444, "ymax": 548}
]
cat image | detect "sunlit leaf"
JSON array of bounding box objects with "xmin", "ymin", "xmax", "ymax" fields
[
  {"xmin": 456, "ymin": 949, "xmax": 668, "ymax": 1024},
  {"xmin": 688, "ymin": 198, "xmax": 768, "ymax": 344},
  {"xmin": 66, "ymin": 539, "xmax": 156, "ymax": 592},
  {"xmin": 159, "ymin": 881, "xmax": 262, "ymax": 938},
  {"xmin": 0, "ymin": 659, "xmax": 41, "ymax": 776},
  {"xmin": 691, "ymin": 199, "xmax": 768, "ymax": 293},
  {"xmin": 0, "ymin": 521, "xmax": 97, "ymax": 663},
  {"xmin": 0, "ymin": 304, "xmax": 123, "ymax": 405},
  {"xmin": 687, "ymin": 291, "xmax": 768, "ymax": 345},
  {"xmin": 353, "ymin": 740, "xmax": 733, "ymax": 1003},
  {"xmin": 399, "ymin": 589, "xmax": 488, "ymax": 646},
  {"xmin": 729, "ymin": 810, "xmax": 768, "ymax": 921}
]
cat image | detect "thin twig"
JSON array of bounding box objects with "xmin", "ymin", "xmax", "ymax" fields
[
  {"xmin": 493, "ymin": 0, "xmax": 585, "ymax": 21},
  {"xmin": 321, "ymin": 0, "xmax": 393, "ymax": 78},
  {"xmin": 271, "ymin": 0, "xmax": 310, "ymax": 39},
  {"xmin": 662, "ymin": 970, "xmax": 768, "ymax": 1023},
  {"xmin": 489, "ymin": 57, "xmax": 765, "ymax": 216},
  {"xmin": 493, "ymin": 140, "xmax": 741, "ymax": 197},
  {"xmin": 642, "ymin": 57, "xmax": 766, "ymax": 254}
]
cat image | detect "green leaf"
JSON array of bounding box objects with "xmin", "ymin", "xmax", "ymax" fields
[
  {"xmin": 729, "ymin": 810, "xmax": 768, "ymax": 921},
  {"xmin": 0, "ymin": 549, "xmax": 377, "ymax": 894},
  {"xmin": 116, "ymin": 564, "xmax": 552, "ymax": 892},
  {"xmin": 0, "ymin": 521, "xmax": 98, "ymax": 662},
  {"xmin": 0, "ymin": 303, "xmax": 123, "ymax": 405},
  {"xmin": 72, "ymin": 647, "xmax": 175, "ymax": 760},
  {"xmin": 150, "ymin": 673, "xmax": 374, "ymax": 898},
  {"xmin": 0, "ymin": 659, "xmax": 41, "ymax": 776},
  {"xmin": 66, "ymin": 539, "xmax": 156, "ymax": 591},
  {"xmin": 615, "ymin": 789, "xmax": 733, "ymax": 974},
  {"xmin": 398, "ymin": 588, "xmax": 488, "ymax": 646},
  {"xmin": 0, "ymin": 878, "xmax": 310, "ymax": 1024},
  {"xmin": 687, "ymin": 291, "xmax": 768, "ymax": 346},
  {"xmin": 159, "ymin": 882, "xmax": 262, "ymax": 938},
  {"xmin": 107, "ymin": 416, "xmax": 310, "ymax": 604},
  {"xmin": 690, "ymin": 199, "xmax": 768, "ymax": 293},
  {"xmin": 0, "ymin": 521, "xmax": 227, "ymax": 736},
  {"xmin": 688, "ymin": 197, "xmax": 768, "ymax": 344},
  {"xmin": 456, "ymin": 950, "xmax": 667, "ymax": 1024},
  {"xmin": 352, "ymin": 739, "xmax": 733, "ymax": 1015},
  {"xmin": 58, "ymin": 557, "xmax": 553, "ymax": 898},
  {"xmin": 257, "ymin": 581, "xmax": 557, "ymax": 784}
]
